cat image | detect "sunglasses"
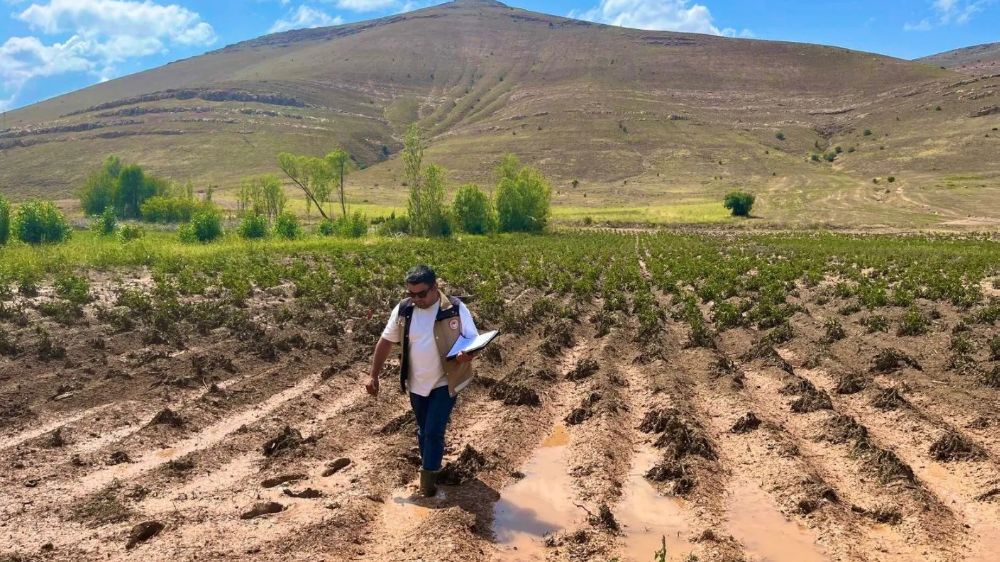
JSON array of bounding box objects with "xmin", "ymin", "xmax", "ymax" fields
[{"xmin": 405, "ymin": 286, "xmax": 434, "ymax": 299}]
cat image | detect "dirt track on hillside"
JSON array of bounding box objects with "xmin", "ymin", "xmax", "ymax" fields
[{"xmin": 1, "ymin": 269, "xmax": 999, "ymax": 562}]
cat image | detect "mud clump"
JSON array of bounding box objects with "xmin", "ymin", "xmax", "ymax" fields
[
  {"xmin": 107, "ymin": 451, "xmax": 132, "ymax": 465},
  {"xmin": 835, "ymin": 372, "xmax": 867, "ymax": 394},
  {"xmin": 165, "ymin": 458, "xmax": 195, "ymax": 472},
  {"xmin": 567, "ymin": 358, "xmax": 599, "ymax": 381},
  {"xmin": 261, "ymin": 425, "xmax": 303, "ymax": 457},
  {"xmin": 642, "ymin": 410, "xmax": 716, "ymax": 461},
  {"xmin": 730, "ymin": 412, "xmax": 761, "ymax": 434},
  {"xmin": 126, "ymin": 521, "xmax": 164, "ymax": 550},
  {"xmin": 871, "ymin": 349, "xmax": 921, "ymax": 373},
  {"xmin": 261, "ymin": 474, "xmax": 307, "ymax": 488},
  {"xmin": 488, "ymin": 381, "xmax": 540, "ymax": 406},
  {"xmin": 283, "ymin": 488, "xmax": 323, "ymax": 499},
  {"xmin": 240, "ymin": 502, "xmax": 285, "ymax": 519},
  {"xmin": 852, "ymin": 504, "xmax": 903, "ymax": 525},
  {"xmin": 790, "ymin": 387, "xmax": 833, "ymax": 413},
  {"xmin": 149, "ymin": 408, "xmax": 184, "ymax": 428},
  {"xmin": 929, "ymin": 432, "xmax": 987, "ymax": 462},
  {"xmin": 322, "ymin": 458, "xmax": 351, "ymax": 477},
  {"xmin": 439, "ymin": 445, "xmax": 488, "ymax": 485},
  {"xmin": 540, "ymin": 322, "xmax": 574, "ymax": 356},
  {"xmin": 645, "ymin": 459, "xmax": 696, "ymax": 495},
  {"xmin": 974, "ymin": 488, "xmax": 1000, "ymax": 502},
  {"xmin": 44, "ymin": 427, "xmax": 66, "ymax": 448},
  {"xmin": 857, "ymin": 443, "xmax": 916, "ymax": 485},
  {"xmin": 824, "ymin": 414, "xmax": 869, "ymax": 444},
  {"xmin": 565, "ymin": 393, "xmax": 601, "ymax": 426},
  {"xmin": 743, "ymin": 342, "xmax": 794, "ymax": 374},
  {"xmin": 871, "ymin": 388, "xmax": 908, "ymax": 410},
  {"xmin": 980, "ymin": 366, "xmax": 1000, "ymax": 388},
  {"xmin": 588, "ymin": 503, "xmax": 620, "ymax": 532},
  {"xmin": 378, "ymin": 411, "xmax": 415, "ymax": 435}
]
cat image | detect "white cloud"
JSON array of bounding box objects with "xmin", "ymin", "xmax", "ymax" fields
[
  {"xmin": 570, "ymin": 0, "xmax": 750, "ymax": 37},
  {"xmin": 332, "ymin": 0, "xmax": 397, "ymax": 11},
  {"xmin": 1, "ymin": 0, "xmax": 216, "ymax": 109},
  {"xmin": 269, "ymin": 5, "xmax": 344, "ymax": 33},
  {"xmin": 905, "ymin": 0, "xmax": 995, "ymax": 30}
]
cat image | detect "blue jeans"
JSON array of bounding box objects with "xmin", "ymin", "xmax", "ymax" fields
[{"xmin": 409, "ymin": 386, "xmax": 456, "ymax": 471}]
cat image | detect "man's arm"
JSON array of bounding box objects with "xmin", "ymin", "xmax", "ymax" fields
[{"xmin": 366, "ymin": 337, "xmax": 396, "ymax": 396}]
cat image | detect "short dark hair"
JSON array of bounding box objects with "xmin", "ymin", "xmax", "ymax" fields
[{"xmin": 405, "ymin": 265, "xmax": 436, "ymax": 286}]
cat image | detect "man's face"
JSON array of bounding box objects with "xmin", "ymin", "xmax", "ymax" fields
[{"xmin": 406, "ymin": 282, "xmax": 438, "ymax": 309}]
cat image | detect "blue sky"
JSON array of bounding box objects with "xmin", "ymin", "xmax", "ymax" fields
[{"xmin": 1, "ymin": 0, "xmax": 997, "ymax": 112}]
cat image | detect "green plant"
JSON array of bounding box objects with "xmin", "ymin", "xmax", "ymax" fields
[
  {"xmin": 864, "ymin": 129, "xmax": 873, "ymax": 136},
  {"xmin": 453, "ymin": 184, "xmax": 496, "ymax": 234},
  {"xmin": 897, "ymin": 308, "xmax": 929, "ymax": 336},
  {"xmin": 274, "ymin": 211, "xmax": 302, "ymax": 240},
  {"xmin": 318, "ymin": 218, "xmax": 336, "ymax": 236},
  {"xmin": 117, "ymin": 223, "xmax": 143, "ymax": 242},
  {"xmin": 13, "ymin": 201, "xmax": 72, "ymax": 244},
  {"xmin": 408, "ymin": 162, "xmax": 453, "ymax": 237},
  {"xmin": 989, "ymin": 335, "xmax": 1000, "ymax": 360},
  {"xmin": 723, "ymin": 191, "xmax": 755, "ymax": 217},
  {"xmin": 54, "ymin": 274, "xmax": 92, "ymax": 305},
  {"xmin": 179, "ymin": 207, "xmax": 223, "ymax": 243},
  {"xmin": 93, "ymin": 207, "xmax": 117, "ymax": 235},
  {"xmin": 140, "ymin": 196, "xmax": 205, "ymax": 223},
  {"xmin": 238, "ymin": 212, "xmax": 269, "ymax": 239},
  {"xmin": 0, "ymin": 195, "xmax": 10, "ymax": 246},
  {"xmin": 775, "ymin": 131, "xmax": 785, "ymax": 141},
  {"xmin": 862, "ymin": 314, "xmax": 889, "ymax": 333},
  {"xmin": 376, "ymin": 212, "xmax": 409, "ymax": 236},
  {"xmin": 494, "ymin": 154, "xmax": 552, "ymax": 233},
  {"xmin": 335, "ymin": 211, "xmax": 368, "ymax": 238},
  {"xmin": 887, "ymin": 176, "xmax": 896, "ymax": 183}
]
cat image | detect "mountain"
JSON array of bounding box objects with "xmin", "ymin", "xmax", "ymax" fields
[
  {"xmin": 1, "ymin": 0, "xmax": 998, "ymax": 227},
  {"xmin": 919, "ymin": 42, "xmax": 1000, "ymax": 76}
]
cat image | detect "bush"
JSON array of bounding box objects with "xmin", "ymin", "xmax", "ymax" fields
[
  {"xmin": 117, "ymin": 223, "xmax": 143, "ymax": 242},
  {"xmin": 140, "ymin": 196, "xmax": 205, "ymax": 223},
  {"xmin": 318, "ymin": 219, "xmax": 336, "ymax": 236},
  {"xmin": 887, "ymin": 176, "xmax": 896, "ymax": 183},
  {"xmin": 824, "ymin": 152, "xmax": 837, "ymax": 162},
  {"xmin": 775, "ymin": 131, "xmax": 785, "ymax": 141},
  {"xmin": 0, "ymin": 195, "xmax": 9, "ymax": 245},
  {"xmin": 897, "ymin": 308, "xmax": 929, "ymax": 336},
  {"xmin": 274, "ymin": 211, "xmax": 302, "ymax": 239},
  {"xmin": 723, "ymin": 191, "xmax": 755, "ymax": 217},
  {"xmin": 453, "ymin": 184, "xmax": 496, "ymax": 234},
  {"xmin": 13, "ymin": 201, "xmax": 72, "ymax": 244},
  {"xmin": 238, "ymin": 212, "xmax": 269, "ymax": 239},
  {"xmin": 494, "ymin": 155, "xmax": 551, "ymax": 233},
  {"xmin": 336, "ymin": 211, "xmax": 368, "ymax": 238},
  {"xmin": 863, "ymin": 129, "xmax": 873, "ymax": 136},
  {"xmin": 93, "ymin": 207, "xmax": 117, "ymax": 236},
  {"xmin": 179, "ymin": 208, "xmax": 223, "ymax": 243},
  {"xmin": 408, "ymin": 164, "xmax": 452, "ymax": 237},
  {"xmin": 376, "ymin": 212, "xmax": 410, "ymax": 236}
]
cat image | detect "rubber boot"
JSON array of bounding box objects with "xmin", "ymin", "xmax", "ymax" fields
[{"xmin": 419, "ymin": 468, "xmax": 439, "ymax": 498}]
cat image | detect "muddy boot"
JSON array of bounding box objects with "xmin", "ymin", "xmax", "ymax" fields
[{"xmin": 419, "ymin": 469, "xmax": 439, "ymax": 497}]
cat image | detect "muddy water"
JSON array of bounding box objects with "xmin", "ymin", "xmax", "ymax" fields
[
  {"xmin": 616, "ymin": 447, "xmax": 699, "ymax": 561},
  {"xmin": 726, "ymin": 478, "xmax": 827, "ymax": 562},
  {"xmin": 492, "ymin": 424, "xmax": 582, "ymax": 560}
]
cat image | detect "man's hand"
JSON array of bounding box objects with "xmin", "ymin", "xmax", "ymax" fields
[
  {"xmin": 455, "ymin": 350, "xmax": 477, "ymax": 365},
  {"xmin": 365, "ymin": 374, "xmax": 380, "ymax": 397}
]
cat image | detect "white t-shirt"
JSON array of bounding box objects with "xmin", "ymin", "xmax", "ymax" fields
[{"xmin": 381, "ymin": 299, "xmax": 479, "ymax": 397}]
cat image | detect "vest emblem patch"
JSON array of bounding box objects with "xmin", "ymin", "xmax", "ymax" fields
[{"xmin": 449, "ymin": 319, "xmax": 459, "ymax": 330}]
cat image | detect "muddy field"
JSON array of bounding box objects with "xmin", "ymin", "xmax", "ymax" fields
[{"xmin": 1, "ymin": 232, "xmax": 998, "ymax": 561}]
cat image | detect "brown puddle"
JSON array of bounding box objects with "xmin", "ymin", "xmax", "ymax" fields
[
  {"xmin": 726, "ymin": 478, "xmax": 827, "ymax": 562},
  {"xmin": 492, "ymin": 425, "xmax": 581, "ymax": 560},
  {"xmin": 616, "ymin": 447, "xmax": 699, "ymax": 561}
]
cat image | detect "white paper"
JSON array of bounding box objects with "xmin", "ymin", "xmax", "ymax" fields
[{"xmin": 446, "ymin": 330, "xmax": 499, "ymax": 359}]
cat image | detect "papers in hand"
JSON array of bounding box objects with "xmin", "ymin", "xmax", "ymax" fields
[{"xmin": 446, "ymin": 330, "xmax": 499, "ymax": 360}]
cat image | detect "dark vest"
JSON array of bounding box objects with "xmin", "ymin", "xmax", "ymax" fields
[{"xmin": 398, "ymin": 294, "xmax": 468, "ymax": 394}]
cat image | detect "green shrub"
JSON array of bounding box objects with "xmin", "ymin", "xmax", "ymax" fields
[
  {"xmin": 862, "ymin": 314, "xmax": 889, "ymax": 333},
  {"xmin": 989, "ymin": 335, "xmax": 1000, "ymax": 360},
  {"xmin": 238, "ymin": 212, "xmax": 269, "ymax": 239},
  {"xmin": 274, "ymin": 211, "xmax": 302, "ymax": 240},
  {"xmin": 318, "ymin": 219, "xmax": 336, "ymax": 236},
  {"xmin": 897, "ymin": 308, "xmax": 929, "ymax": 336},
  {"xmin": 117, "ymin": 224, "xmax": 143, "ymax": 242},
  {"xmin": 824, "ymin": 152, "xmax": 837, "ymax": 162},
  {"xmin": 494, "ymin": 155, "xmax": 551, "ymax": 233},
  {"xmin": 140, "ymin": 196, "xmax": 205, "ymax": 223},
  {"xmin": 863, "ymin": 129, "xmax": 873, "ymax": 136},
  {"xmin": 810, "ymin": 153, "xmax": 820, "ymax": 162},
  {"xmin": 54, "ymin": 274, "xmax": 92, "ymax": 305},
  {"xmin": 723, "ymin": 191, "xmax": 755, "ymax": 217},
  {"xmin": 453, "ymin": 184, "xmax": 496, "ymax": 234},
  {"xmin": 93, "ymin": 207, "xmax": 117, "ymax": 235},
  {"xmin": 179, "ymin": 208, "xmax": 223, "ymax": 243},
  {"xmin": 0, "ymin": 195, "xmax": 10, "ymax": 245},
  {"xmin": 13, "ymin": 201, "xmax": 72, "ymax": 244},
  {"xmin": 376, "ymin": 212, "xmax": 409, "ymax": 236},
  {"xmin": 336, "ymin": 211, "xmax": 368, "ymax": 238},
  {"xmin": 775, "ymin": 131, "xmax": 785, "ymax": 141},
  {"xmin": 887, "ymin": 176, "xmax": 896, "ymax": 183}
]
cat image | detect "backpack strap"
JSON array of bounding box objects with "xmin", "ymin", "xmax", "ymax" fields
[{"xmin": 398, "ymin": 298, "xmax": 414, "ymax": 393}]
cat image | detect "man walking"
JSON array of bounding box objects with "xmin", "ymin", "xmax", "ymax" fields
[{"xmin": 366, "ymin": 265, "xmax": 479, "ymax": 497}]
